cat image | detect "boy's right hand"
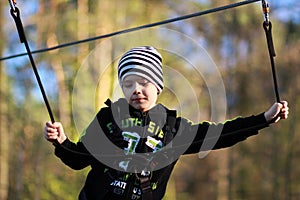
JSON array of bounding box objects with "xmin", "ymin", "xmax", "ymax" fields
[
  {"xmin": 264, "ymin": 101, "xmax": 289, "ymax": 123},
  {"xmin": 44, "ymin": 122, "xmax": 67, "ymax": 144}
]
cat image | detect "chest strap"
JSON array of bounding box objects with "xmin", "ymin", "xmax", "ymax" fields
[
  {"xmin": 140, "ymin": 109, "xmax": 177, "ymax": 200},
  {"xmin": 140, "ymin": 176, "xmax": 153, "ymax": 200}
]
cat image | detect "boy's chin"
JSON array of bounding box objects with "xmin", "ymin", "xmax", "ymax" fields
[{"xmin": 132, "ymin": 103, "xmax": 149, "ymax": 113}]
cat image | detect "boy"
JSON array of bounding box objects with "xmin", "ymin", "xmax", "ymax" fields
[{"xmin": 44, "ymin": 46, "xmax": 289, "ymax": 200}]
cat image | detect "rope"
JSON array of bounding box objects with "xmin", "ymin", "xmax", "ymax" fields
[
  {"xmin": 1, "ymin": 0, "xmax": 261, "ymax": 61},
  {"xmin": 262, "ymin": 0, "xmax": 281, "ymax": 102},
  {"xmin": 9, "ymin": 7, "xmax": 55, "ymax": 123},
  {"xmin": 263, "ymin": 22, "xmax": 280, "ymax": 102}
]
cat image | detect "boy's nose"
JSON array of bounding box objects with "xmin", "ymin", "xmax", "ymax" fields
[{"xmin": 133, "ymin": 82, "xmax": 142, "ymax": 94}]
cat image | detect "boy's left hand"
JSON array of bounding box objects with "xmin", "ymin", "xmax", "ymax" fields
[{"xmin": 264, "ymin": 101, "xmax": 289, "ymax": 123}]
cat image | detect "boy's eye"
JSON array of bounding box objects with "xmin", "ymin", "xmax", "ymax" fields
[
  {"xmin": 123, "ymin": 82, "xmax": 133, "ymax": 88},
  {"xmin": 122, "ymin": 80, "xmax": 150, "ymax": 88},
  {"xmin": 138, "ymin": 81, "xmax": 149, "ymax": 86}
]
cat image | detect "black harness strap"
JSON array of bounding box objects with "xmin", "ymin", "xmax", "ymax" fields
[
  {"xmin": 10, "ymin": 6, "xmax": 55, "ymax": 122},
  {"xmin": 139, "ymin": 109, "xmax": 177, "ymax": 200},
  {"xmin": 139, "ymin": 176, "xmax": 153, "ymax": 200},
  {"xmin": 262, "ymin": 0, "xmax": 281, "ymax": 103},
  {"xmin": 163, "ymin": 110, "xmax": 177, "ymax": 145},
  {"xmin": 263, "ymin": 21, "xmax": 281, "ymax": 103}
]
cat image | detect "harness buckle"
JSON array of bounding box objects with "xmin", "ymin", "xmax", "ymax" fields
[
  {"xmin": 135, "ymin": 169, "xmax": 152, "ymax": 179},
  {"xmin": 8, "ymin": 0, "xmax": 17, "ymax": 13},
  {"xmin": 262, "ymin": 0, "xmax": 270, "ymax": 25}
]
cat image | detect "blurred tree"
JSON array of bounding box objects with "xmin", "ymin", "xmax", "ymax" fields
[
  {"xmin": 276, "ymin": 19, "xmax": 300, "ymax": 200},
  {"xmin": 0, "ymin": 1, "xmax": 10, "ymax": 199}
]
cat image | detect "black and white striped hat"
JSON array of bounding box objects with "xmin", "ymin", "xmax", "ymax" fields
[{"xmin": 118, "ymin": 46, "xmax": 164, "ymax": 93}]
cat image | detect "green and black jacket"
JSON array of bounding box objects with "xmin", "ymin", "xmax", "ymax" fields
[{"xmin": 54, "ymin": 98, "xmax": 269, "ymax": 200}]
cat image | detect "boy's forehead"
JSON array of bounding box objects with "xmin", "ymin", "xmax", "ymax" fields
[{"xmin": 123, "ymin": 74, "xmax": 149, "ymax": 82}]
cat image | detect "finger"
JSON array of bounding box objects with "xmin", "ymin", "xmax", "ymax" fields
[
  {"xmin": 44, "ymin": 132, "xmax": 56, "ymax": 140},
  {"xmin": 49, "ymin": 135, "xmax": 58, "ymax": 140},
  {"xmin": 47, "ymin": 131, "xmax": 59, "ymax": 139},
  {"xmin": 278, "ymin": 107, "xmax": 289, "ymax": 118},
  {"xmin": 280, "ymin": 101, "xmax": 289, "ymax": 110},
  {"xmin": 46, "ymin": 121, "xmax": 62, "ymax": 129},
  {"xmin": 280, "ymin": 102, "xmax": 289, "ymax": 114},
  {"xmin": 281, "ymin": 108, "xmax": 289, "ymax": 114},
  {"xmin": 45, "ymin": 126, "xmax": 57, "ymax": 133},
  {"xmin": 46, "ymin": 122, "xmax": 58, "ymax": 131},
  {"xmin": 46, "ymin": 136, "xmax": 58, "ymax": 141},
  {"xmin": 281, "ymin": 110, "xmax": 289, "ymax": 119},
  {"xmin": 280, "ymin": 100, "xmax": 288, "ymax": 106},
  {"xmin": 45, "ymin": 131, "xmax": 57, "ymax": 138}
]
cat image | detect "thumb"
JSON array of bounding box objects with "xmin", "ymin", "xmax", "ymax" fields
[{"xmin": 265, "ymin": 102, "xmax": 283, "ymax": 123}]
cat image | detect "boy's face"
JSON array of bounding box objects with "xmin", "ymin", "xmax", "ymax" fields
[{"xmin": 122, "ymin": 75, "xmax": 158, "ymax": 112}]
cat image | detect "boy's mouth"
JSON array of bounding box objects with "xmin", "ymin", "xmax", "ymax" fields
[{"xmin": 132, "ymin": 97, "xmax": 147, "ymax": 103}]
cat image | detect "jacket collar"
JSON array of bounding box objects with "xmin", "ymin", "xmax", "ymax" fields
[{"xmin": 110, "ymin": 98, "xmax": 169, "ymax": 122}]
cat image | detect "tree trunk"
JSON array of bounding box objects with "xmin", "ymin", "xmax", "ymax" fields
[
  {"xmin": 77, "ymin": 0, "xmax": 89, "ymax": 62},
  {"xmin": 0, "ymin": 1, "xmax": 9, "ymax": 199},
  {"xmin": 0, "ymin": 51, "xmax": 9, "ymax": 200},
  {"xmin": 216, "ymin": 150, "xmax": 229, "ymax": 200},
  {"xmin": 43, "ymin": 1, "xmax": 71, "ymax": 125},
  {"xmin": 93, "ymin": 1, "xmax": 117, "ymax": 109}
]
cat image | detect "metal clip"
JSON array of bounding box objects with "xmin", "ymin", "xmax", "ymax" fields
[
  {"xmin": 262, "ymin": 0, "xmax": 270, "ymax": 25},
  {"xmin": 8, "ymin": 0, "xmax": 17, "ymax": 13}
]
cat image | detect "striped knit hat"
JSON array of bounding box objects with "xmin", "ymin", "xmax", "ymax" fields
[{"xmin": 118, "ymin": 46, "xmax": 164, "ymax": 93}]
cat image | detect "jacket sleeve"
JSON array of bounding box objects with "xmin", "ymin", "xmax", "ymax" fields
[
  {"xmin": 54, "ymin": 108, "xmax": 118, "ymax": 170},
  {"xmin": 54, "ymin": 138, "xmax": 93, "ymax": 170},
  {"xmin": 177, "ymin": 113, "xmax": 269, "ymax": 155},
  {"xmin": 54, "ymin": 114, "xmax": 104, "ymax": 170}
]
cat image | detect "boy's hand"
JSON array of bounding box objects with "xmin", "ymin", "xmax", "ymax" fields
[
  {"xmin": 264, "ymin": 101, "xmax": 289, "ymax": 123},
  {"xmin": 44, "ymin": 121, "xmax": 67, "ymax": 144}
]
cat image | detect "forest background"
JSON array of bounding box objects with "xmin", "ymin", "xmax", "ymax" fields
[{"xmin": 0, "ymin": 0, "xmax": 299, "ymax": 200}]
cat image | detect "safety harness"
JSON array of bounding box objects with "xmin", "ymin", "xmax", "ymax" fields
[{"xmin": 104, "ymin": 99, "xmax": 177, "ymax": 200}]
